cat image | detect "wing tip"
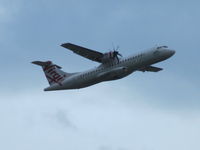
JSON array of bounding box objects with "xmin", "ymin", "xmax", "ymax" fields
[
  {"xmin": 61, "ymin": 43, "xmax": 68, "ymax": 48},
  {"xmin": 61, "ymin": 42, "xmax": 73, "ymax": 48}
]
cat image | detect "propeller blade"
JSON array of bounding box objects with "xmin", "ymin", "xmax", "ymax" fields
[{"xmin": 118, "ymin": 53, "xmax": 122, "ymax": 57}]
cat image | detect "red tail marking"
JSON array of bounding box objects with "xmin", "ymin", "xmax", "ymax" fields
[
  {"xmin": 44, "ymin": 64, "xmax": 64, "ymax": 86},
  {"xmin": 46, "ymin": 75, "xmax": 64, "ymax": 86}
]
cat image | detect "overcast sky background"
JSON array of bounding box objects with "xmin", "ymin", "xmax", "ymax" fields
[{"xmin": 1, "ymin": 0, "xmax": 200, "ymax": 150}]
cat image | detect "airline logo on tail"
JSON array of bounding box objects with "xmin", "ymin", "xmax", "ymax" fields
[
  {"xmin": 32, "ymin": 61, "xmax": 65, "ymax": 86},
  {"xmin": 43, "ymin": 64, "xmax": 65, "ymax": 86}
]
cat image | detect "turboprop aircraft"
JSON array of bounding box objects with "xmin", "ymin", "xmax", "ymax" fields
[{"xmin": 32, "ymin": 43, "xmax": 175, "ymax": 91}]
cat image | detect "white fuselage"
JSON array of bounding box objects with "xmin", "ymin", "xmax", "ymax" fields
[{"xmin": 44, "ymin": 47, "xmax": 175, "ymax": 91}]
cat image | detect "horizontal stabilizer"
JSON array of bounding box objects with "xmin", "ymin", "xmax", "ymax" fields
[
  {"xmin": 32, "ymin": 61, "xmax": 49, "ymax": 66},
  {"xmin": 32, "ymin": 61, "xmax": 62, "ymax": 69}
]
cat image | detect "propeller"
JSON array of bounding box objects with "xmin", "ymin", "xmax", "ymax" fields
[
  {"xmin": 113, "ymin": 50, "xmax": 122, "ymax": 58},
  {"xmin": 112, "ymin": 45, "xmax": 122, "ymax": 58},
  {"xmin": 102, "ymin": 44, "xmax": 123, "ymax": 63},
  {"xmin": 112, "ymin": 46, "xmax": 122, "ymax": 63}
]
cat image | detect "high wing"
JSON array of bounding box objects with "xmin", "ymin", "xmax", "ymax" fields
[
  {"xmin": 61, "ymin": 43, "xmax": 104, "ymax": 63},
  {"xmin": 139, "ymin": 66, "xmax": 163, "ymax": 72}
]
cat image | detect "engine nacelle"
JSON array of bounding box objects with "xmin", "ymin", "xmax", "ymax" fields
[{"xmin": 101, "ymin": 51, "xmax": 117, "ymax": 63}]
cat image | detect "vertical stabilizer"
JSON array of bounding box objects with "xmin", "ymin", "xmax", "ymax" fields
[{"xmin": 32, "ymin": 61, "xmax": 71, "ymax": 86}]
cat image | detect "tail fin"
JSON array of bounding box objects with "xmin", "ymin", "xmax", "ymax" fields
[{"xmin": 32, "ymin": 61, "xmax": 71, "ymax": 86}]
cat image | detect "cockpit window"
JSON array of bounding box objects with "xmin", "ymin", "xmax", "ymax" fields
[{"xmin": 156, "ymin": 46, "xmax": 168, "ymax": 49}]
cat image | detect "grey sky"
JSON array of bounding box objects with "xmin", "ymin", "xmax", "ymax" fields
[{"xmin": 1, "ymin": 0, "xmax": 200, "ymax": 150}]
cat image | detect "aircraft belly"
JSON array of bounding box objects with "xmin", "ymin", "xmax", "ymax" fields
[
  {"xmin": 97, "ymin": 67, "xmax": 133, "ymax": 81},
  {"xmin": 78, "ymin": 76, "xmax": 102, "ymax": 88},
  {"xmin": 103, "ymin": 71, "xmax": 132, "ymax": 81},
  {"xmin": 60, "ymin": 75, "xmax": 101, "ymax": 89}
]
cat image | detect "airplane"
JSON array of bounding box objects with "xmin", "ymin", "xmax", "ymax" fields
[{"xmin": 32, "ymin": 43, "xmax": 175, "ymax": 91}]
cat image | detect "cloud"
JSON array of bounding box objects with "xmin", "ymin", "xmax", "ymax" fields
[
  {"xmin": 0, "ymin": 5, "xmax": 7, "ymax": 20},
  {"xmin": 0, "ymin": 0, "xmax": 23, "ymax": 47},
  {"xmin": 99, "ymin": 146, "xmax": 127, "ymax": 150},
  {"xmin": 0, "ymin": 0, "xmax": 22, "ymax": 23},
  {"xmin": 1, "ymin": 88, "xmax": 200, "ymax": 150},
  {"xmin": 53, "ymin": 109, "xmax": 76, "ymax": 129}
]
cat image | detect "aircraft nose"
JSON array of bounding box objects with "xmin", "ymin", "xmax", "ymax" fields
[
  {"xmin": 166, "ymin": 49, "xmax": 175, "ymax": 57},
  {"xmin": 169, "ymin": 50, "xmax": 175, "ymax": 56}
]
